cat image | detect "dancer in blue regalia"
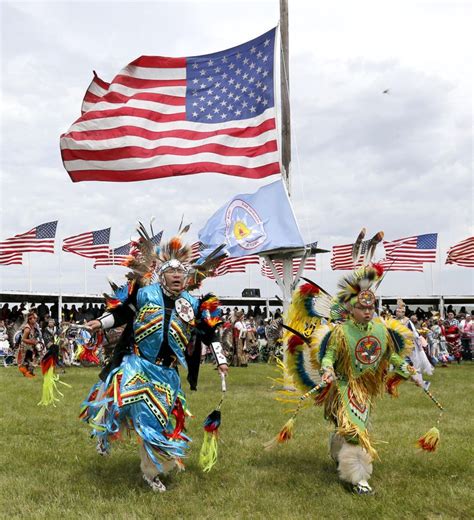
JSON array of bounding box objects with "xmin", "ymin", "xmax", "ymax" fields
[{"xmin": 81, "ymin": 224, "xmax": 228, "ymax": 492}]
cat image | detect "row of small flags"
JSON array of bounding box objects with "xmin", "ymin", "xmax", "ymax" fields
[{"xmin": 0, "ymin": 221, "xmax": 473, "ymax": 271}]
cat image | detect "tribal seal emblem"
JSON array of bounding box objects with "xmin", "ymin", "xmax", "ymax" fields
[
  {"xmin": 355, "ymin": 335, "xmax": 382, "ymax": 365},
  {"xmin": 225, "ymin": 199, "xmax": 266, "ymax": 251}
]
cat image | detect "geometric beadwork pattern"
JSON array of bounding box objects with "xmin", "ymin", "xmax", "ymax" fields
[
  {"xmin": 135, "ymin": 313, "xmax": 163, "ymax": 344},
  {"xmin": 347, "ymin": 386, "xmax": 369, "ymax": 426},
  {"xmin": 169, "ymin": 319, "xmax": 191, "ymax": 352},
  {"xmin": 121, "ymin": 378, "xmax": 174, "ymax": 428},
  {"xmin": 137, "ymin": 304, "xmax": 162, "ymax": 322}
]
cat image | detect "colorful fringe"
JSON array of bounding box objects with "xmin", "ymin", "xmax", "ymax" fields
[
  {"xmin": 264, "ymin": 417, "xmax": 295, "ymax": 450},
  {"xmin": 199, "ymin": 431, "xmax": 219, "ymax": 472},
  {"xmin": 38, "ymin": 353, "xmax": 71, "ymax": 406},
  {"xmin": 199, "ymin": 409, "xmax": 222, "ymax": 472},
  {"xmin": 417, "ymin": 427, "xmax": 440, "ymax": 452},
  {"xmin": 324, "ymin": 384, "xmax": 378, "ymax": 459}
]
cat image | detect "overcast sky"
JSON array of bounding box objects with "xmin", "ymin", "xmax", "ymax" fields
[{"xmin": 0, "ymin": 0, "xmax": 472, "ymax": 301}]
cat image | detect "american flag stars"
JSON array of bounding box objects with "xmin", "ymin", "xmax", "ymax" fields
[{"xmin": 185, "ymin": 29, "xmax": 275, "ymax": 123}]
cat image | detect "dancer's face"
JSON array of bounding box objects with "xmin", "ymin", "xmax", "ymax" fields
[
  {"xmin": 163, "ymin": 268, "xmax": 186, "ymax": 294},
  {"xmin": 352, "ymin": 304, "xmax": 374, "ymax": 324}
]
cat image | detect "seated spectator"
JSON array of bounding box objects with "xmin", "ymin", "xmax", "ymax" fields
[{"xmin": 460, "ymin": 314, "xmax": 473, "ymax": 361}]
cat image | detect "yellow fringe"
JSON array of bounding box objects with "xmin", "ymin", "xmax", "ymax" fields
[
  {"xmin": 324, "ymin": 381, "xmax": 379, "ymax": 459},
  {"xmin": 37, "ymin": 366, "xmax": 71, "ymax": 407},
  {"xmin": 199, "ymin": 431, "xmax": 218, "ymax": 472}
]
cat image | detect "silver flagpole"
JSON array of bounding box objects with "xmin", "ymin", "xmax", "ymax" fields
[
  {"xmin": 84, "ymin": 257, "xmax": 87, "ymax": 294},
  {"xmin": 58, "ymin": 243, "xmax": 63, "ymax": 323},
  {"xmin": 27, "ymin": 253, "xmax": 32, "ymax": 292},
  {"xmin": 280, "ymin": 0, "xmax": 291, "ymax": 196}
]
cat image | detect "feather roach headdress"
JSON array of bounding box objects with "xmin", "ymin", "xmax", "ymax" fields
[
  {"xmin": 334, "ymin": 263, "xmax": 384, "ymax": 312},
  {"xmin": 104, "ymin": 220, "xmax": 226, "ymax": 305}
]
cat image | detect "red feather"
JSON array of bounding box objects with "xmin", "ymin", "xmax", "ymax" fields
[
  {"xmin": 372, "ymin": 263, "xmax": 384, "ymax": 277},
  {"xmin": 299, "ymin": 283, "xmax": 320, "ymax": 296},
  {"xmin": 287, "ymin": 334, "xmax": 304, "ymax": 354}
]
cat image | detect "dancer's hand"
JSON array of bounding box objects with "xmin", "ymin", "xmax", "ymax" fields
[
  {"xmin": 218, "ymin": 365, "xmax": 228, "ymax": 392},
  {"xmin": 218, "ymin": 363, "xmax": 228, "ymax": 376},
  {"xmin": 85, "ymin": 320, "xmax": 101, "ymax": 332},
  {"xmin": 321, "ymin": 368, "xmax": 335, "ymax": 384},
  {"xmin": 218, "ymin": 364, "xmax": 229, "ymax": 377}
]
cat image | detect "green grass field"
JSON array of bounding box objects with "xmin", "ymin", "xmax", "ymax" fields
[{"xmin": 0, "ymin": 363, "xmax": 472, "ymax": 519}]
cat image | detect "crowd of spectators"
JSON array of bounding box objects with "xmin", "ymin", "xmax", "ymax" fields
[
  {"xmin": 0, "ymin": 302, "xmax": 107, "ymax": 371},
  {"xmin": 209, "ymin": 306, "xmax": 285, "ymax": 366},
  {"xmin": 1, "ymin": 300, "xmax": 472, "ymax": 370},
  {"xmin": 380, "ymin": 305, "xmax": 474, "ymax": 364}
]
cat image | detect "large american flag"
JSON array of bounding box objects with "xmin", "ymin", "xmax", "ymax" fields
[
  {"xmin": 330, "ymin": 241, "xmax": 369, "ymax": 270},
  {"xmin": 445, "ymin": 236, "xmax": 474, "ymax": 267},
  {"xmin": 0, "ymin": 252, "xmax": 23, "ymax": 265},
  {"xmin": 261, "ymin": 256, "xmax": 317, "ymax": 279},
  {"xmin": 62, "ymin": 228, "xmax": 111, "ymax": 259},
  {"xmin": 383, "ymin": 233, "xmax": 438, "ymax": 263},
  {"xmin": 60, "ymin": 28, "xmax": 280, "ymax": 183},
  {"xmin": 0, "ymin": 221, "xmax": 57, "ymax": 254}
]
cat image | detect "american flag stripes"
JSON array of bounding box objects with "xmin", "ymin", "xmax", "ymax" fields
[
  {"xmin": 330, "ymin": 241, "xmax": 368, "ymax": 270},
  {"xmin": 261, "ymin": 256, "xmax": 317, "ymax": 279},
  {"xmin": 60, "ymin": 28, "xmax": 280, "ymax": 183},
  {"xmin": 383, "ymin": 234, "xmax": 438, "ymax": 263},
  {"xmin": 0, "ymin": 221, "xmax": 57, "ymax": 254},
  {"xmin": 62, "ymin": 228, "xmax": 111, "ymax": 259},
  {"xmin": 190, "ymin": 241, "xmax": 207, "ymax": 262},
  {"xmin": 93, "ymin": 241, "xmax": 132, "ymax": 268},
  {"xmin": 94, "ymin": 231, "xmax": 163, "ymax": 268},
  {"xmin": 378, "ymin": 258, "xmax": 424, "ymax": 272},
  {"xmin": 213, "ymin": 255, "xmax": 260, "ymax": 276},
  {"xmin": 0, "ymin": 252, "xmax": 23, "ymax": 265},
  {"xmin": 190, "ymin": 241, "xmax": 259, "ymax": 275},
  {"xmin": 331, "ymin": 234, "xmax": 438, "ymax": 272},
  {"xmin": 445, "ymin": 236, "xmax": 474, "ymax": 267},
  {"xmin": 81, "ymin": 72, "xmax": 110, "ymax": 115}
]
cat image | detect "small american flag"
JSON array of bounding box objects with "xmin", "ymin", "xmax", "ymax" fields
[
  {"xmin": 261, "ymin": 256, "xmax": 317, "ymax": 279},
  {"xmin": 330, "ymin": 240, "xmax": 369, "ymax": 270},
  {"xmin": 214, "ymin": 255, "xmax": 260, "ymax": 275},
  {"xmin": 190, "ymin": 241, "xmax": 207, "ymax": 262},
  {"xmin": 445, "ymin": 236, "xmax": 474, "ymax": 267},
  {"xmin": 96, "ymin": 231, "xmax": 163, "ymax": 268},
  {"xmin": 93, "ymin": 241, "xmax": 132, "ymax": 268},
  {"xmin": 190, "ymin": 241, "xmax": 259, "ymax": 275},
  {"xmin": 62, "ymin": 228, "xmax": 111, "ymax": 259},
  {"xmin": 383, "ymin": 233, "xmax": 438, "ymax": 263},
  {"xmin": 61, "ymin": 28, "xmax": 280, "ymax": 183},
  {"xmin": 0, "ymin": 252, "xmax": 23, "ymax": 265},
  {"xmin": 0, "ymin": 221, "xmax": 57, "ymax": 254}
]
